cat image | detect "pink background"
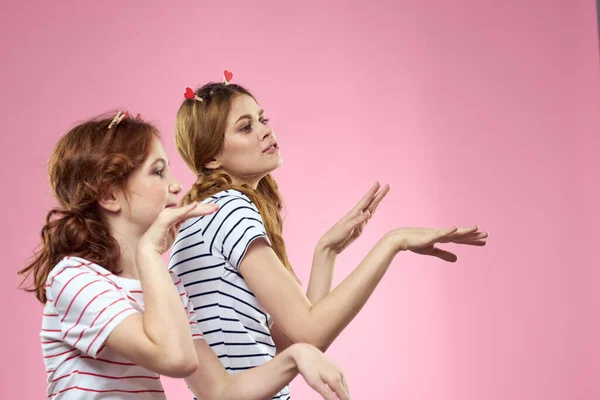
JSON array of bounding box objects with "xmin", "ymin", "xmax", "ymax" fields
[{"xmin": 1, "ymin": 0, "xmax": 598, "ymax": 398}]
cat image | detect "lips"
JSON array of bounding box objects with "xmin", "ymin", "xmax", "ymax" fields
[
  {"xmin": 165, "ymin": 203, "xmax": 178, "ymax": 208},
  {"xmin": 263, "ymin": 140, "xmax": 278, "ymax": 152}
]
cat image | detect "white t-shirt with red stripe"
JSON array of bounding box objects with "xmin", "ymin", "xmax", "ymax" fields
[{"xmin": 41, "ymin": 256, "xmax": 204, "ymax": 399}]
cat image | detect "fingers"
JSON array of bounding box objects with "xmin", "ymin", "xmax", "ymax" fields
[
  {"xmin": 433, "ymin": 226, "xmax": 459, "ymax": 242},
  {"xmin": 443, "ymin": 228, "xmax": 488, "ymax": 245},
  {"xmin": 341, "ymin": 375, "xmax": 351, "ymax": 399},
  {"xmin": 310, "ymin": 380, "xmax": 337, "ymax": 400},
  {"xmin": 454, "ymin": 225, "xmax": 480, "ymax": 235},
  {"xmin": 459, "ymin": 231, "xmax": 488, "ymax": 240},
  {"xmin": 365, "ymin": 184, "xmax": 390, "ymax": 215},
  {"xmin": 412, "ymin": 245, "xmax": 458, "ymax": 262},
  {"xmin": 468, "ymin": 240, "xmax": 487, "ymax": 246},
  {"xmin": 167, "ymin": 202, "xmax": 219, "ymax": 221},
  {"xmin": 351, "ymin": 182, "xmax": 381, "ymax": 214},
  {"xmin": 185, "ymin": 202, "xmax": 220, "ymax": 218},
  {"xmin": 349, "ymin": 210, "xmax": 370, "ymax": 228},
  {"xmin": 158, "ymin": 202, "xmax": 219, "ymax": 232},
  {"xmin": 325, "ymin": 373, "xmax": 351, "ymax": 400},
  {"xmin": 157, "ymin": 201, "xmax": 197, "ymax": 225},
  {"xmin": 454, "ymin": 239, "xmax": 487, "ymax": 246},
  {"xmin": 430, "ymin": 246, "xmax": 458, "ymax": 262},
  {"xmin": 414, "ymin": 227, "xmax": 458, "ymax": 249}
]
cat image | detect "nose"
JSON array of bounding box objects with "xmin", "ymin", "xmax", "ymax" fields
[
  {"xmin": 169, "ymin": 180, "xmax": 182, "ymax": 195},
  {"xmin": 261, "ymin": 125, "xmax": 273, "ymax": 141}
]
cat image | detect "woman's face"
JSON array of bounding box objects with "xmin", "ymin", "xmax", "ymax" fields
[
  {"xmin": 213, "ymin": 94, "xmax": 282, "ymax": 187},
  {"xmin": 122, "ymin": 136, "xmax": 182, "ymax": 233}
]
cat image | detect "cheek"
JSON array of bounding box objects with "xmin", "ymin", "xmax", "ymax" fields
[
  {"xmin": 147, "ymin": 181, "xmax": 169, "ymax": 201},
  {"xmin": 224, "ymin": 139, "xmax": 256, "ymax": 163},
  {"xmin": 225, "ymin": 139, "xmax": 246, "ymax": 155}
]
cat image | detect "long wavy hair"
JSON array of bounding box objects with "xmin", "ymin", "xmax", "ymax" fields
[
  {"xmin": 175, "ymin": 83, "xmax": 297, "ymax": 281},
  {"xmin": 18, "ymin": 113, "xmax": 159, "ymax": 303}
]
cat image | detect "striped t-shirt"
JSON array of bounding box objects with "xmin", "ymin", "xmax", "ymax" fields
[
  {"xmin": 42, "ymin": 256, "xmax": 204, "ymax": 399},
  {"xmin": 169, "ymin": 189, "xmax": 291, "ymax": 400}
]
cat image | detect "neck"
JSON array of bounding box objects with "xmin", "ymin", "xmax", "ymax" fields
[
  {"xmin": 231, "ymin": 173, "xmax": 267, "ymax": 190},
  {"xmin": 109, "ymin": 220, "xmax": 144, "ymax": 280}
]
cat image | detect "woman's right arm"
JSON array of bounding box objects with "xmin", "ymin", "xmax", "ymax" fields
[
  {"xmin": 241, "ymin": 226, "xmax": 487, "ymax": 352},
  {"xmin": 185, "ymin": 340, "xmax": 349, "ymax": 400},
  {"xmin": 104, "ymin": 251, "xmax": 198, "ymax": 378},
  {"xmin": 104, "ymin": 202, "xmax": 218, "ymax": 377}
]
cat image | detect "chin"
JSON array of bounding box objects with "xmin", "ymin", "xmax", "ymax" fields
[
  {"xmin": 261, "ymin": 158, "xmax": 282, "ymax": 174},
  {"xmin": 267, "ymin": 164, "xmax": 282, "ymax": 175}
]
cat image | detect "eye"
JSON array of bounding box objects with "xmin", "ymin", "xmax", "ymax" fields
[
  {"xmin": 241, "ymin": 123, "xmax": 252, "ymax": 133},
  {"xmin": 153, "ymin": 168, "xmax": 164, "ymax": 177},
  {"xmin": 260, "ymin": 117, "xmax": 270, "ymax": 125}
]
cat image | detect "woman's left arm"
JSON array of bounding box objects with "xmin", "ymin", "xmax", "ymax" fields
[
  {"xmin": 272, "ymin": 246, "xmax": 337, "ymax": 353},
  {"xmin": 306, "ymin": 181, "xmax": 389, "ymax": 303},
  {"xmin": 273, "ymin": 182, "xmax": 389, "ymax": 352}
]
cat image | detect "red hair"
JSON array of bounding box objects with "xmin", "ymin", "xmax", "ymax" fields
[{"xmin": 18, "ymin": 113, "xmax": 159, "ymax": 303}]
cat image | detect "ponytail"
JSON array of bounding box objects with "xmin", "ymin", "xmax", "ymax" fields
[{"xmin": 18, "ymin": 205, "xmax": 121, "ymax": 303}]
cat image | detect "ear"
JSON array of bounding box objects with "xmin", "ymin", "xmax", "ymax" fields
[
  {"xmin": 204, "ymin": 157, "xmax": 221, "ymax": 170},
  {"xmin": 98, "ymin": 187, "xmax": 123, "ymax": 213}
]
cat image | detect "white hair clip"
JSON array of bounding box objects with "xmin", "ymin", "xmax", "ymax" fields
[{"xmin": 108, "ymin": 111, "xmax": 128, "ymax": 129}]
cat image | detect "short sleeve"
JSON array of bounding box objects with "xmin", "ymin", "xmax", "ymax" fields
[
  {"xmin": 46, "ymin": 261, "xmax": 139, "ymax": 358},
  {"xmin": 203, "ymin": 194, "xmax": 272, "ymax": 269},
  {"xmin": 171, "ymin": 272, "xmax": 205, "ymax": 341}
]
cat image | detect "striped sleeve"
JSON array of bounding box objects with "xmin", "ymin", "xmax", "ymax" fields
[
  {"xmin": 204, "ymin": 194, "xmax": 272, "ymax": 269},
  {"xmin": 172, "ymin": 272, "xmax": 205, "ymax": 341},
  {"xmin": 46, "ymin": 262, "xmax": 139, "ymax": 358}
]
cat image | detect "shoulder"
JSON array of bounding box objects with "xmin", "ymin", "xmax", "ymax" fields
[
  {"xmin": 45, "ymin": 257, "xmax": 115, "ymax": 298},
  {"xmin": 178, "ymin": 190, "xmax": 257, "ymax": 232},
  {"xmin": 175, "ymin": 190, "xmax": 266, "ymax": 253},
  {"xmin": 210, "ymin": 190, "xmax": 264, "ymax": 228},
  {"xmin": 46, "ymin": 256, "xmax": 111, "ymax": 284},
  {"xmin": 210, "ymin": 189, "xmax": 257, "ymax": 209},
  {"xmin": 200, "ymin": 190, "xmax": 262, "ymax": 228}
]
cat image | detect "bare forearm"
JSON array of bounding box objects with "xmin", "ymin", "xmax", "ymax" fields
[
  {"xmin": 305, "ymin": 242, "xmax": 337, "ymax": 303},
  {"xmin": 244, "ymin": 236, "xmax": 398, "ymax": 352},
  {"xmin": 221, "ymin": 349, "xmax": 297, "ymax": 399},
  {"xmin": 136, "ymin": 249, "xmax": 195, "ymax": 358},
  {"xmin": 190, "ymin": 345, "xmax": 298, "ymax": 400},
  {"xmin": 304, "ymin": 236, "xmax": 397, "ymax": 350}
]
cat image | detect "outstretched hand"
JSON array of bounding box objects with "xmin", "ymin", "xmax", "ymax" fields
[
  {"xmin": 385, "ymin": 225, "xmax": 488, "ymax": 262},
  {"xmin": 139, "ymin": 202, "xmax": 220, "ymax": 255},
  {"xmin": 318, "ymin": 182, "xmax": 390, "ymax": 254}
]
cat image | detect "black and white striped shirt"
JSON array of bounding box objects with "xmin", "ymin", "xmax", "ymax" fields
[{"xmin": 169, "ymin": 190, "xmax": 291, "ymax": 400}]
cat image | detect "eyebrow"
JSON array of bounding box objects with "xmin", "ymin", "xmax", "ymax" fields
[
  {"xmin": 234, "ymin": 109, "xmax": 265, "ymax": 125},
  {"xmin": 150, "ymin": 158, "xmax": 169, "ymax": 166}
]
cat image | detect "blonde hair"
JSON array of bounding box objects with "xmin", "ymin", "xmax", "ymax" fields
[{"xmin": 175, "ymin": 83, "xmax": 297, "ymax": 281}]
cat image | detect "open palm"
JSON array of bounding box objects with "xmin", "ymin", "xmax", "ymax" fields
[
  {"xmin": 387, "ymin": 225, "xmax": 488, "ymax": 262},
  {"xmin": 319, "ymin": 182, "xmax": 390, "ymax": 254}
]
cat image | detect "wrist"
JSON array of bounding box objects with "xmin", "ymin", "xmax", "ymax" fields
[
  {"xmin": 315, "ymin": 240, "xmax": 338, "ymax": 260},
  {"xmin": 283, "ymin": 343, "xmax": 303, "ymax": 371},
  {"xmin": 380, "ymin": 232, "xmax": 404, "ymax": 254},
  {"xmin": 136, "ymin": 243, "xmax": 160, "ymax": 263}
]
